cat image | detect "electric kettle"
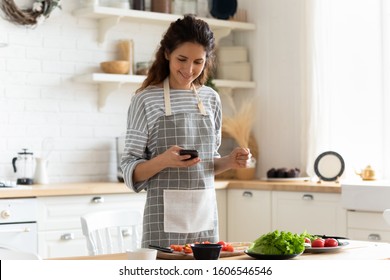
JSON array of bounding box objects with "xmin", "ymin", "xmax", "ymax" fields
[{"xmin": 12, "ymin": 149, "xmax": 34, "ymax": 185}]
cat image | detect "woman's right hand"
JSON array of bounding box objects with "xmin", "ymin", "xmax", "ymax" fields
[{"xmin": 159, "ymin": 146, "xmax": 201, "ymax": 168}]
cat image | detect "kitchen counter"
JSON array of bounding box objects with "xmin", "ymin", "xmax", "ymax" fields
[
  {"xmin": 0, "ymin": 179, "xmax": 340, "ymax": 199},
  {"xmin": 49, "ymin": 240, "xmax": 390, "ymax": 260}
]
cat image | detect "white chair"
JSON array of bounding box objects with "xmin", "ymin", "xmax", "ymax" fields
[
  {"xmin": 383, "ymin": 209, "xmax": 390, "ymax": 226},
  {"xmin": 0, "ymin": 246, "xmax": 41, "ymax": 260},
  {"xmin": 80, "ymin": 209, "xmax": 142, "ymax": 256}
]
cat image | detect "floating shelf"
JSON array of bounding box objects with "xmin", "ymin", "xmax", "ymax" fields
[
  {"xmin": 73, "ymin": 73, "xmax": 256, "ymax": 109},
  {"xmin": 73, "ymin": 6, "xmax": 255, "ymax": 44}
]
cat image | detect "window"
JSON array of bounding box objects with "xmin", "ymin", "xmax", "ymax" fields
[{"xmin": 306, "ymin": 0, "xmax": 390, "ymax": 180}]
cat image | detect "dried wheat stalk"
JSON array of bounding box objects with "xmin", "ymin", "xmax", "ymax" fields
[{"xmin": 222, "ymin": 98, "xmax": 255, "ymax": 148}]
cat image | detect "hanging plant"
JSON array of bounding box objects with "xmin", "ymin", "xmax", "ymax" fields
[{"xmin": 0, "ymin": 0, "xmax": 61, "ymax": 26}]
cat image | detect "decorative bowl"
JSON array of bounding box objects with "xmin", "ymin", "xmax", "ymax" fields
[
  {"xmin": 100, "ymin": 60, "xmax": 130, "ymax": 74},
  {"xmin": 190, "ymin": 243, "xmax": 222, "ymax": 260}
]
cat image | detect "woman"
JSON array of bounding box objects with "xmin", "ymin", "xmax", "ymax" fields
[{"xmin": 121, "ymin": 14, "xmax": 251, "ymax": 248}]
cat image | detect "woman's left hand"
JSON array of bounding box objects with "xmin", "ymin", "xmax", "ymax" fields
[{"xmin": 230, "ymin": 147, "xmax": 252, "ymax": 169}]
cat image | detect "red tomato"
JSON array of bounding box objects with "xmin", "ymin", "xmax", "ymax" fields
[
  {"xmin": 217, "ymin": 241, "xmax": 227, "ymax": 247},
  {"xmin": 170, "ymin": 244, "xmax": 183, "ymax": 252},
  {"xmin": 224, "ymin": 244, "xmax": 234, "ymax": 252},
  {"xmin": 311, "ymin": 238, "xmax": 325, "ymax": 247},
  {"xmin": 304, "ymin": 237, "xmax": 311, "ymax": 244},
  {"xmin": 183, "ymin": 246, "xmax": 192, "ymax": 254},
  {"xmin": 324, "ymin": 238, "xmax": 338, "ymax": 247},
  {"xmin": 202, "ymin": 241, "xmax": 211, "ymax": 244}
]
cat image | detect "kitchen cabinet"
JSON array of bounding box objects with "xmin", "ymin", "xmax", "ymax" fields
[
  {"xmin": 72, "ymin": 6, "xmax": 256, "ymax": 108},
  {"xmin": 227, "ymin": 189, "xmax": 272, "ymax": 242},
  {"xmin": 272, "ymin": 191, "xmax": 347, "ymax": 236},
  {"xmin": 346, "ymin": 211, "xmax": 390, "ymax": 242},
  {"xmin": 37, "ymin": 192, "xmax": 146, "ymax": 258}
]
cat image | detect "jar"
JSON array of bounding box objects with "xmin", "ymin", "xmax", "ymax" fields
[
  {"xmin": 151, "ymin": 0, "xmax": 171, "ymax": 14},
  {"xmin": 136, "ymin": 61, "xmax": 152, "ymax": 75},
  {"xmin": 133, "ymin": 0, "xmax": 145, "ymax": 10}
]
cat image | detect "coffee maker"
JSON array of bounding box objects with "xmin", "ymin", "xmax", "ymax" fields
[{"xmin": 12, "ymin": 149, "xmax": 34, "ymax": 185}]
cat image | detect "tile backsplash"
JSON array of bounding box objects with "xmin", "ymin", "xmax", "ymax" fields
[{"xmin": 0, "ymin": 1, "xmax": 165, "ymax": 183}]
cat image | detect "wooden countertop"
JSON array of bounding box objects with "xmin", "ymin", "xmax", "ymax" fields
[
  {"xmin": 0, "ymin": 179, "xmax": 340, "ymax": 199},
  {"xmin": 49, "ymin": 240, "xmax": 390, "ymax": 260}
]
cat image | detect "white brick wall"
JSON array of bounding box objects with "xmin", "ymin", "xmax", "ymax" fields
[{"xmin": 0, "ymin": 1, "xmax": 165, "ymax": 183}]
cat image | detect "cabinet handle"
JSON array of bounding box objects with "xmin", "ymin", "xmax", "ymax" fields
[
  {"xmin": 302, "ymin": 194, "xmax": 314, "ymax": 201},
  {"xmin": 242, "ymin": 191, "xmax": 253, "ymax": 197},
  {"xmin": 91, "ymin": 196, "xmax": 104, "ymax": 204},
  {"xmin": 122, "ymin": 229, "xmax": 130, "ymax": 237},
  {"xmin": 368, "ymin": 233, "xmax": 381, "ymax": 241},
  {"xmin": 61, "ymin": 233, "xmax": 75, "ymax": 240}
]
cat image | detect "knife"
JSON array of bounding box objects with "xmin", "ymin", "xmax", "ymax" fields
[{"xmin": 148, "ymin": 244, "xmax": 174, "ymax": 253}]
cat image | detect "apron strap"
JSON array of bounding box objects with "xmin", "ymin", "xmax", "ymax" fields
[
  {"xmin": 163, "ymin": 77, "xmax": 207, "ymax": 116},
  {"xmin": 163, "ymin": 78, "xmax": 172, "ymax": 116}
]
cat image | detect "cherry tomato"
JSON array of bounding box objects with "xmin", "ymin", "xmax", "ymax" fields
[
  {"xmin": 224, "ymin": 244, "xmax": 234, "ymax": 252},
  {"xmin": 311, "ymin": 238, "xmax": 325, "ymax": 247},
  {"xmin": 170, "ymin": 244, "xmax": 183, "ymax": 252},
  {"xmin": 202, "ymin": 241, "xmax": 211, "ymax": 244},
  {"xmin": 217, "ymin": 241, "xmax": 227, "ymax": 247},
  {"xmin": 324, "ymin": 238, "xmax": 338, "ymax": 247},
  {"xmin": 304, "ymin": 237, "xmax": 311, "ymax": 244},
  {"xmin": 183, "ymin": 244, "xmax": 192, "ymax": 254}
]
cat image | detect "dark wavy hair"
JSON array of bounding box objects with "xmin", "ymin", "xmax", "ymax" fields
[{"xmin": 137, "ymin": 14, "xmax": 216, "ymax": 93}]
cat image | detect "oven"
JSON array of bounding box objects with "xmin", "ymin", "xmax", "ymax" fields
[{"xmin": 0, "ymin": 198, "xmax": 38, "ymax": 254}]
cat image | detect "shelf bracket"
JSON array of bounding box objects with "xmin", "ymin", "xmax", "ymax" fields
[
  {"xmin": 213, "ymin": 28, "xmax": 232, "ymax": 44},
  {"xmin": 98, "ymin": 16, "xmax": 123, "ymax": 44},
  {"xmin": 98, "ymin": 82, "xmax": 123, "ymax": 109}
]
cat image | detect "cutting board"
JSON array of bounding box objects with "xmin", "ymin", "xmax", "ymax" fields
[{"xmin": 157, "ymin": 242, "xmax": 251, "ymax": 260}]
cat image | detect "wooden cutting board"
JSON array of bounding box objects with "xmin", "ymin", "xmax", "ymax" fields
[{"xmin": 157, "ymin": 242, "xmax": 251, "ymax": 260}]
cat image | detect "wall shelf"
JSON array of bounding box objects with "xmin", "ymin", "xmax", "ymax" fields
[
  {"xmin": 73, "ymin": 6, "xmax": 255, "ymax": 44},
  {"xmin": 72, "ymin": 6, "xmax": 256, "ymax": 109},
  {"xmin": 73, "ymin": 73, "xmax": 256, "ymax": 109}
]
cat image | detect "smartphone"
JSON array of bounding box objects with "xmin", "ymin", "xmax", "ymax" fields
[{"xmin": 179, "ymin": 149, "xmax": 199, "ymax": 160}]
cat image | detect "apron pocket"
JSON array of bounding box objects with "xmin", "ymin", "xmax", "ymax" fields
[{"xmin": 163, "ymin": 189, "xmax": 215, "ymax": 233}]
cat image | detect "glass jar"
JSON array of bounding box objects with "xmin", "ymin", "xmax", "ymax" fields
[
  {"xmin": 133, "ymin": 0, "xmax": 145, "ymax": 10},
  {"xmin": 136, "ymin": 61, "xmax": 152, "ymax": 75},
  {"xmin": 151, "ymin": 0, "xmax": 171, "ymax": 13}
]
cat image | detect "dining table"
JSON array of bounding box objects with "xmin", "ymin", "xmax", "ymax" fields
[{"xmin": 48, "ymin": 240, "xmax": 390, "ymax": 260}]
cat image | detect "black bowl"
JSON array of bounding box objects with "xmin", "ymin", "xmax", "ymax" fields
[{"xmin": 190, "ymin": 244, "xmax": 222, "ymax": 260}]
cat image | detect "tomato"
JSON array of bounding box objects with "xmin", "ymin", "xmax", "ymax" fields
[
  {"xmin": 224, "ymin": 244, "xmax": 234, "ymax": 252},
  {"xmin": 324, "ymin": 238, "xmax": 338, "ymax": 247},
  {"xmin": 217, "ymin": 241, "xmax": 227, "ymax": 247},
  {"xmin": 304, "ymin": 237, "xmax": 311, "ymax": 244},
  {"xmin": 183, "ymin": 244, "xmax": 192, "ymax": 254},
  {"xmin": 311, "ymin": 238, "xmax": 325, "ymax": 247},
  {"xmin": 202, "ymin": 241, "xmax": 211, "ymax": 244},
  {"xmin": 170, "ymin": 244, "xmax": 183, "ymax": 252}
]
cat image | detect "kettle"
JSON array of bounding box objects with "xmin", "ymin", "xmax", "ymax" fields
[
  {"xmin": 355, "ymin": 165, "xmax": 376, "ymax": 181},
  {"xmin": 12, "ymin": 149, "xmax": 34, "ymax": 185}
]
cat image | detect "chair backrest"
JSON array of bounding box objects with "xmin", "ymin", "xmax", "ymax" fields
[
  {"xmin": 0, "ymin": 246, "xmax": 41, "ymax": 260},
  {"xmin": 80, "ymin": 209, "xmax": 142, "ymax": 256},
  {"xmin": 383, "ymin": 209, "xmax": 390, "ymax": 226}
]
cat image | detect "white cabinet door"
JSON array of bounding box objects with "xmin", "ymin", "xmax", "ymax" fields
[
  {"xmin": 272, "ymin": 191, "xmax": 346, "ymax": 236},
  {"xmin": 37, "ymin": 192, "xmax": 146, "ymax": 258},
  {"xmin": 347, "ymin": 211, "xmax": 390, "ymax": 242},
  {"xmin": 227, "ymin": 189, "xmax": 272, "ymax": 242}
]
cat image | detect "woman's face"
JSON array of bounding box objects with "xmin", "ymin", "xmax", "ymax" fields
[{"xmin": 166, "ymin": 42, "xmax": 206, "ymax": 90}]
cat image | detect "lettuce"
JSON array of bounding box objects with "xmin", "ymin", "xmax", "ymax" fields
[{"xmin": 248, "ymin": 230, "xmax": 306, "ymax": 255}]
